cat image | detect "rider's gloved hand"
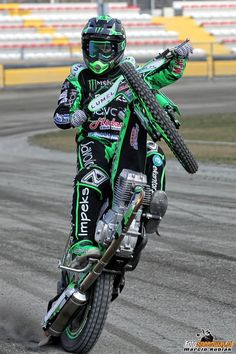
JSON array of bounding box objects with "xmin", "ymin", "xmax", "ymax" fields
[
  {"xmin": 173, "ymin": 40, "xmax": 193, "ymax": 59},
  {"xmin": 70, "ymin": 109, "xmax": 87, "ymax": 127}
]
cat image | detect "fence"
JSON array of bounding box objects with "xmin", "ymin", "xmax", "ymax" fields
[{"xmin": 1, "ymin": 43, "xmax": 236, "ymax": 87}]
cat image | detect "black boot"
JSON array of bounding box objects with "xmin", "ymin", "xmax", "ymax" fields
[{"xmin": 144, "ymin": 190, "xmax": 168, "ymax": 235}]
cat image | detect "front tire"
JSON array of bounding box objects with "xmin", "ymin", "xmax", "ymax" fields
[
  {"xmin": 60, "ymin": 273, "xmax": 113, "ymax": 353},
  {"xmin": 120, "ymin": 61, "xmax": 198, "ymax": 174}
]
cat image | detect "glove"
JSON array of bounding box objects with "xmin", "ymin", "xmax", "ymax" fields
[
  {"xmin": 173, "ymin": 40, "xmax": 193, "ymax": 59},
  {"xmin": 70, "ymin": 109, "xmax": 87, "ymax": 127}
]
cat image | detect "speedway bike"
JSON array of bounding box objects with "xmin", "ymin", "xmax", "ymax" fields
[{"xmin": 41, "ymin": 42, "xmax": 198, "ymax": 353}]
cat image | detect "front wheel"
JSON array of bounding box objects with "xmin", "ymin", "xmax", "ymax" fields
[
  {"xmin": 60, "ymin": 273, "xmax": 114, "ymax": 354},
  {"xmin": 120, "ymin": 61, "xmax": 198, "ymax": 174}
]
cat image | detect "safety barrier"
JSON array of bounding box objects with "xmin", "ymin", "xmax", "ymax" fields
[
  {"xmin": 1, "ymin": 54, "xmax": 236, "ymax": 88},
  {"xmin": 0, "ymin": 64, "xmax": 3, "ymax": 88}
]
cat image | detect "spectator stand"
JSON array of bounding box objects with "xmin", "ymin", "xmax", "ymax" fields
[
  {"xmin": 1, "ymin": 1, "xmax": 236, "ymax": 86},
  {"xmin": 0, "ymin": 2, "xmax": 179, "ymax": 62},
  {"xmin": 173, "ymin": 1, "xmax": 236, "ymax": 54}
]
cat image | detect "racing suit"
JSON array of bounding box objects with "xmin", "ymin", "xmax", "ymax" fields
[{"xmin": 53, "ymin": 56, "xmax": 187, "ymax": 243}]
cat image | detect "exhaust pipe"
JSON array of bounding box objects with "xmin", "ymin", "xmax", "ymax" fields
[
  {"xmin": 80, "ymin": 186, "xmax": 144, "ymax": 293},
  {"xmin": 42, "ymin": 286, "xmax": 87, "ymax": 336},
  {"xmin": 42, "ymin": 185, "xmax": 144, "ymax": 337}
]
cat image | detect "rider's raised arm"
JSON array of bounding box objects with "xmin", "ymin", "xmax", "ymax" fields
[
  {"xmin": 146, "ymin": 40, "xmax": 193, "ymax": 89},
  {"xmin": 146, "ymin": 56, "xmax": 188, "ymax": 90},
  {"xmin": 53, "ymin": 63, "xmax": 87, "ymax": 130}
]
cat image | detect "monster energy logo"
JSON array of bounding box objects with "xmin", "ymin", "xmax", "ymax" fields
[
  {"xmin": 89, "ymin": 79, "xmax": 110, "ymax": 92},
  {"xmin": 88, "ymin": 76, "xmax": 123, "ymax": 112}
]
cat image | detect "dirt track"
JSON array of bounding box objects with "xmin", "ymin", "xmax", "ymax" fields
[{"xmin": 0, "ymin": 78, "xmax": 235, "ymax": 354}]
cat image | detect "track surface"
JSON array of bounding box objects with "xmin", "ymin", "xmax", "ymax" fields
[{"xmin": 0, "ymin": 78, "xmax": 235, "ymax": 354}]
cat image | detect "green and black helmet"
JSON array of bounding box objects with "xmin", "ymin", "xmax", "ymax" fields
[{"xmin": 82, "ymin": 15, "xmax": 126, "ymax": 74}]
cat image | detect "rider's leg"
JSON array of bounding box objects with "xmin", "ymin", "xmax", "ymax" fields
[
  {"xmin": 109, "ymin": 109, "xmax": 149, "ymax": 264},
  {"xmin": 145, "ymin": 141, "xmax": 168, "ymax": 234},
  {"xmin": 70, "ymin": 138, "xmax": 111, "ymax": 258},
  {"xmin": 111, "ymin": 107, "xmax": 147, "ymax": 188}
]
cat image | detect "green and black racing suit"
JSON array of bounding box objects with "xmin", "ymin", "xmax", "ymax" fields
[{"xmin": 53, "ymin": 56, "xmax": 187, "ymax": 243}]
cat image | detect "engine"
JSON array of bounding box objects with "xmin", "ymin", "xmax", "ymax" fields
[{"xmin": 95, "ymin": 169, "xmax": 152, "ymax": 257}]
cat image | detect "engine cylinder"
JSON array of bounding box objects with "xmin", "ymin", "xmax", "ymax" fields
[{"xmin": 95, "ymin": 169, "xmax": 152, "ymax": 253}]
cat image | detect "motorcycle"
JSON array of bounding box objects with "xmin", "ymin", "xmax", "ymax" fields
[{"xmin": 41, "ymin": 42, "xmax": 198, "ymax": 353}]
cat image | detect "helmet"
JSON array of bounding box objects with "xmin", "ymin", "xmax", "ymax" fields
[{"xmin": 82, "ymin": 15, "xmax": 126, "ymax": 75}]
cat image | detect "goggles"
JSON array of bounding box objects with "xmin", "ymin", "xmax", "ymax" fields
[{"xmin": 88, "ymin": 40, "xmax": 116, "ymax": 61}]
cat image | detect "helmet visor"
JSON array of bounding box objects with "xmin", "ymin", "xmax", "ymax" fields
[{"xmin": 88, "ymin": 40, "xmax": 115, "ymax": 62}]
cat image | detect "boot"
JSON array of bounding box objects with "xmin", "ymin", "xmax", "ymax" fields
[{"xmin": 144, "ymin": 190, "xmax": 168, "ymax": 235}]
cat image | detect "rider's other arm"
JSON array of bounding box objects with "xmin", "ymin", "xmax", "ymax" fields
[
  {"xmin": 53, "ymin": 79, "xmax": 77, "ymax": 129},
  {"xmin": 53, "ymin": 74, "xmax": 86, "ymax": 129}
]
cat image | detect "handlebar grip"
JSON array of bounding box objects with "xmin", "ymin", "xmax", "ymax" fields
[{"xmin": 160, "ymin": 48, "xmax": 170, "ymax": 58}]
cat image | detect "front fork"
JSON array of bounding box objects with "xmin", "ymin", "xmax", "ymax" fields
[{"xmin": 41, "ymin": 185, "xmax": 144, "ymax": 337}]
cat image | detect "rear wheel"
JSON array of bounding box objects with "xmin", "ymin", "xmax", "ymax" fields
[
  {"xmin": 60, "ymin": 273, "xmax": 114, "ymax": 354},
  {"xmin": 120, "ymin": 61, "xmax": 198, "ymax": 174}
]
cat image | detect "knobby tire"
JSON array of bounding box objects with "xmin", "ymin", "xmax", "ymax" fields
[{"xmin": 120, "ymin": 61, "xmax": 198, "ymax": 174}]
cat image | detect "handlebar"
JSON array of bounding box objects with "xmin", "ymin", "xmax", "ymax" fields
[{"xmin": 156, "ymin": 38, "xmax": 191, "ymax": 60}]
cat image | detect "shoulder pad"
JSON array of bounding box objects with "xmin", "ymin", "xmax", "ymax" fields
[{"xmin": 70, "ymin": 63, "xmax": 87, "ymax": 79}]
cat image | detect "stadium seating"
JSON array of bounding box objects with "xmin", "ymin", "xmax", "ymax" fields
[
  {"xmin": 0, "ymin": 2, "xmax": 179, "ymax": 61},
  {"xmin": 1, "ymin": 1, "xmax": 235, "ymax": 61},
  {"xmin": 173, "ymin": 1, "xmax": 236, "ymax": 54},
  {"xmin": 201, "ymin": 21, "xmax": 236, "ymax": 54}
]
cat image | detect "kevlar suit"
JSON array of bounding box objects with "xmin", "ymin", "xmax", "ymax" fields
[{"xmin": 53, "ymin": 56, "xmax": 187, "ymax": 244}]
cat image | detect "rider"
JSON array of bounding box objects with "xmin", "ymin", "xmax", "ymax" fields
[{"xmin": 53, "ymin": 15, "xmax": 192, "ymax": 259}]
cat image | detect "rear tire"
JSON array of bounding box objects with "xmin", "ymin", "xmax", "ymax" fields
[
  {"xmin": 60, "ymin": 273, "xmax": 113, "ymax": 354},
  {"xmin": 120, "ymin": 61, "xmax": 198, "ymax": 174}
]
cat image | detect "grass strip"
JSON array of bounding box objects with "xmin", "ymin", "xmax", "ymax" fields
[{"xmin": 29, "ymin": 112, "xmax": 236, "ymax": 165}]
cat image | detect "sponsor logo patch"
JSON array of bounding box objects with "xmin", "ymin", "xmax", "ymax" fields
[
  {"xmin": 81, "ymin": 168, "xmax": 108, "ymax": 187},
  {"xmin": 54, "ymin": 113, "xmax": 70, "ymax": 125},
  {"xmin": 130, "ymin": 124, "xmax": 139, "ymax": 150},
  {"xmin": 78, "ymin": 187, "xmax": 90, "ymax": 238},
  {"xmin": 151, "ymin": 165, "xmax": 159, "ymax": 192},
  {"xmin": 152, "ymin": 155, "xmax": 163, "ymax": 167},
  {"xmin": 89, "ymin": 118, "xmax": 122, "ymax": 131},
  {"xmin": 80, "ymin": 141, "xmax": 96, "ymax": 168},
  {"xmin": 173, "ymin": 58, "xmax": 184, "ymax": 74}
]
